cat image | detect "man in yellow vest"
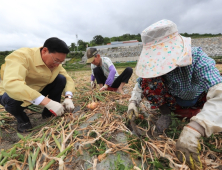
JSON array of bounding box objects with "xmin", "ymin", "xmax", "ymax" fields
[{"xmin": 0, "ymin": 37, "xmax": 75, "ymax": 133}]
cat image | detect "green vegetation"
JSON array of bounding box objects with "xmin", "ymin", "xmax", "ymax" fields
[
  {"xmin": 63, "ymin": 62, "xmax": 90, "ymax": 71},
  {"xmin": 114, "ymin": 62, "xmax": 137, "ymax": 68},
  {"xmin": 63, "ymin": 61, "xmax": 138, "ymax": 71},
  {"xmin": 165, "ymin": 113, "xmax": 189, "ymax": 139},
  {"xmin": 202, "ymin": 134, "xmax": 222, "ymax": 153},
  {"xmin": 116, "ymin": 103, "xmax": 128, "ymax": 115},
  {"xmin": 110, "ymin": 153, "xmax": 134, "ymax": 170},
  {"xmin": 213, "ymin": 56, "xmax": 222, "ymax": 59},
  {"xmin": 73, "ymin": 33, "xmax": 221, "ymax": 51},
  {"xmin": 148, "ymin": 157, "xmax": 172, "ymax": 170},
  {"xmin": 87, "ymin": 137, "xmax": 106, "ymax": 156},
  {"xmin": 213, "ymin": 56, "xmax": 222, "ymax": 64},
  {"xmin": 181, "ymin": 33, "xmax": 222, "ymax": 39},
  {"xmin": 67, "ymin": 51, "xmax": 84, "ymax": 59},
  {"xmin": 0, "ymin": 51, "xmax": 13, "ymax": 66},
  {"xmin": 166, "ymin": 112, "xmax": 222, "ymax": 153}
]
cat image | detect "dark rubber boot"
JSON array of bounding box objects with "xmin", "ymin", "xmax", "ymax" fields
[{"xmin": 17, "ymin": 121, "xmax": 32, "ymax": 133}]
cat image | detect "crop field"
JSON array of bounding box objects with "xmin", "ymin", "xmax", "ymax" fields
[{"xmin": 0, "ymin": 67, "xmax": 222, "ymax": 170}]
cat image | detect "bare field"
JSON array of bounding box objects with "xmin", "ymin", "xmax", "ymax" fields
[{"xmin": 0, "ymin": 66, "xmax": 221, "ymax": 169}]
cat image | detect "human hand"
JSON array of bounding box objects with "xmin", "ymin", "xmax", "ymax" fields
[
  {"xmin": 91, "ymin": 81, "xmax": 96, "ymax": 88},
  {"xmin": 176, "ymin": 126, "xmax": 202, "ymax": 170},
  {"xmin": 100, "ymin": 84, "xmax": 108, "ymax": 91},
  {"xmin": 127, "ymin": 101, "xmax": 139, "ymax": 120},
  {"xmin": 45, "ymin": 100, "xmax": 65, "ymax": 116},
  {"xmin": 62, "ymin": 98, "xmax": 75, "ymax": 113}
]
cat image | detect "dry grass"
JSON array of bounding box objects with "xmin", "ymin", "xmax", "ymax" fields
[
  {"xmin": 216, "ymin": 64, "xmax": 222, "ymax": 72},
  {"xmin": 0, "ymin": 67, "xmax": 222, "ymax": 170}
]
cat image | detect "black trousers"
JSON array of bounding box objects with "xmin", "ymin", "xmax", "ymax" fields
[
  {"xmin": 93, "ymin": 67, "xmax": 133, "ymax": 88},
  {"xmin": 0, "ymin": 74, "xmax": 66, "ymax": 123}
]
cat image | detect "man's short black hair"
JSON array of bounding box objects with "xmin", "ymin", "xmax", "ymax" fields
[{"xmin": 43, "ymin": 37, "xmax": 70, "ymax": 54}]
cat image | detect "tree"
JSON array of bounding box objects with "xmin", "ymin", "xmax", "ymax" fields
[
  {"xmin": 93, "ymin": 35, "xmax": 104, "ymax": 45},
  {"xmin": 121, "ymin": 34, "xmax": 131, "ymax": 41},
  {"xmin": 110, "ymin": 37, "xmax": 118, "ymax": 42},
  {"xmin": 103, "ymin": 37, "xmax": 110, "ymax": 44},
  {"xmin": 89, "ymin": 40, "xmax": 96, "ymax": 47},
  {"xmin": 69, "ymin": 43, "xmax": 76, "ymax": 51},
  {"xmin": 77, "ymin": 40, "xmax": 88, "ymax": 51}
]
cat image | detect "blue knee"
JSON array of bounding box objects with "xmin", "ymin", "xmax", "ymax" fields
[
  {"xmin": 54, "ymin": 74, "xmax": 66, "ymax": 87},
  {"xmin": 125, "ymin": 67, "xmax": 133, "ymax": 74}
]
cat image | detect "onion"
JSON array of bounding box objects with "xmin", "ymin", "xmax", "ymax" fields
[
  {"xmin": 138, "ymin": 114, "xmax": 144, "ymax": 120},
  {"xmin": 87, "ymin": 102, "xmax": 98, "ymax": 110}
]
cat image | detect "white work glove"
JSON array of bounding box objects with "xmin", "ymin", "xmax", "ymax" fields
[
  {"xmin": 100, "ymin": 84, "xmax": 108, "ymax": 91},
  {"xmin": 127, "ymin": 101, "xmax": 139, "ymax": 120},
  {"xmin": 91, "ymin": 81, "xmax": 96, "ymax": 88},
  {"xmin": 176, "ymin": 126, "xmax": 202, "ymax": 170},
  {"xmin": 45, "ymin": 100, "xmax": 65, "ymax": 117},
  {"xmin": 62, "ymin": 98, "xmax": 75, "ymax": 113},
  {"xmin": 129, "ymin": 82, "xmax": 143, "ymax": 105}
]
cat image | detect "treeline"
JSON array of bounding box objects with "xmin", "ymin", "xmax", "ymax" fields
[
  {"xmin": 69, "ymin": 33, "xmax": 141, "ymax": 52},
  {"xmin": 0, "ymin": 51, "xmax": 13, "ymax": 66},
  {"xmin": 0, "ymin": 51, "xmax": 12, "ymax": 56},
  {"xmin": 181, "ymin": 33, "xmax": 222, "ymax": 38},
  {"xmin": 69, "ymin": 33, "xmax": 222, "ymax": 52}
]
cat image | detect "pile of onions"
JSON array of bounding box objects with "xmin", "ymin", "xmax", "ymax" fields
[{"xmin": 87, "ymin": 102, "xmax": 98, "ymax": 110}]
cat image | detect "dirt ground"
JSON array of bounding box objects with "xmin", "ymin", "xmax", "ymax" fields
[
  {"xmin": 0, "ymin": 107, "xmax": 50, "ymax": 150},
  {"xmin": 0, "ymin": 68, "xmax": 131, "ymax": 151},
  {"xmin": 0, "ymin": 66, "xmax": 222, "ymax": 169},
  {"xmin": 1, "ymin": 65, "xmax": 222, "ymax": 150}
]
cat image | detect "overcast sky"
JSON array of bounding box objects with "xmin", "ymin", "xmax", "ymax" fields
[{"xmin": 0, "ymin": 0, "xmax": 221, "ymax": 51}]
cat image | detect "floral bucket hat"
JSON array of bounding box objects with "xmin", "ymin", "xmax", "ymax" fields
[{"xmin": 136, "ymin": 19, "xmax": 192, "ymax": 78}]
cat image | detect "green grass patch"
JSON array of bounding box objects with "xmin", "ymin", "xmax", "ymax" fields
[
  {"xmin": 110, "ymin": 153, "xmax": 134, "ymax": 170},
  {"xmin": 62, "ymin": 61, "xmax": 137, "ymax": 71},
  {"xmin": 212, "ymin": 56, "xmax": 222, "ymax": 59},
  {"xmin": 165, "ymin": 113, "xmax": 189, "ymax": 139},
  {"xmin": 88, "ymin": 139, "xmax": 106, "ymax": 156},
  {"xmin": 202, "ymin": 133, "xmax": 222, "ymax": 153},
  {"xmin": 148, "ymin": 157, "xmax": 172, "ymax": 170},
  {"xmin": 116, "ymin": 104, "xmax": 128, "ymax": 115},
  {"xmin": 63, "ymin": 63, "xmax": 91, "ymax": 71},
  {"xmin": 114, "ymin": 61, "xmax": 137, "ymax": 68}
]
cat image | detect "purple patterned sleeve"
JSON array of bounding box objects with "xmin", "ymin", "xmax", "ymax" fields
[
  {"xmin": 91, "ymin": 74, "xmax": 95, "ymax": 81},
  {"xmin": 105, "ymin": 65, "xmax": 116, "ymax": 86}
]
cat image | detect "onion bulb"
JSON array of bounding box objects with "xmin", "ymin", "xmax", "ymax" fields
[
  {"xmin": 138, "ymin": 114, "xmax": 144, "ymax": 120},
  {"xmin": 87, "ymin": 102, "xmax": 98, "ymax": 110}
]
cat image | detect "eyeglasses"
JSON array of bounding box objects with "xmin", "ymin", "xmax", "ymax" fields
[{"xmin": 50, "ymin": 54, "xmax": 63, "ymax": 64}]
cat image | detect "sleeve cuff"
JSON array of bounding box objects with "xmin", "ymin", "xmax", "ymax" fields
[
  {"xmin": 65, "ymin": 91, "xmax": 73, "ymax": 96},
  {"xmin": 30, "ymin": 95, "xmax": 45, "ymax": 105},
  {"xmin": 188, "ymin": 121, "xmax": 205, "ymax": 136}
]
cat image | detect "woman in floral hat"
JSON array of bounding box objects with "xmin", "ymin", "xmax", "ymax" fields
[{"xmin": 127, "ymin": 19, "xmax": 222, "ymax": 169}]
